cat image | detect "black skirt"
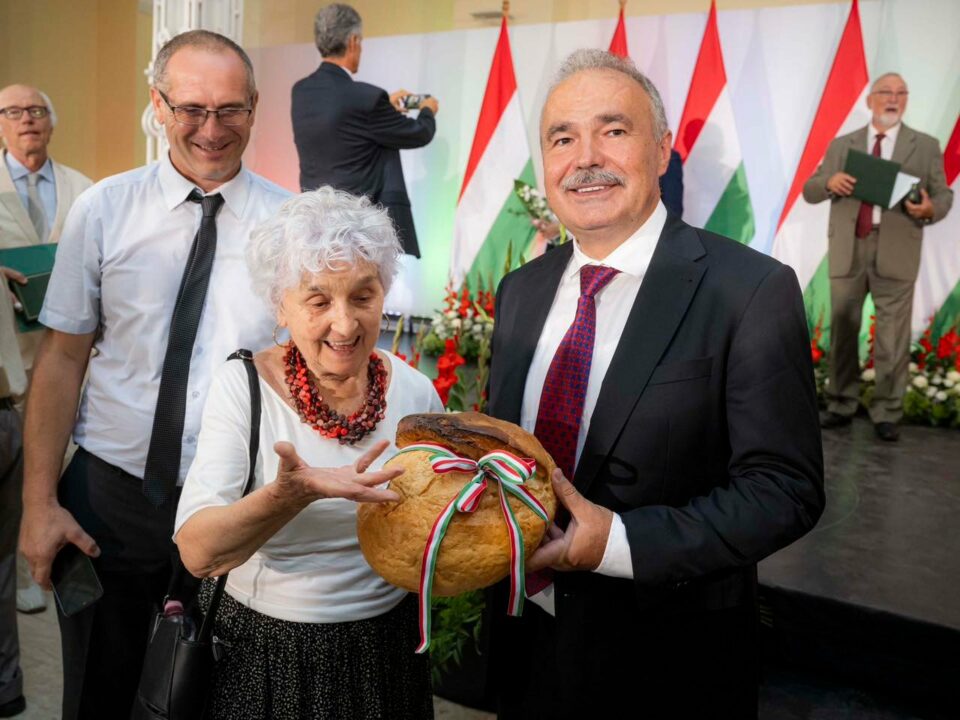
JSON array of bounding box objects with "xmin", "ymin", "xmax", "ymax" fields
[{"xmin": 201, "ymin": 586, "xmax": 433, "ymax": 720}]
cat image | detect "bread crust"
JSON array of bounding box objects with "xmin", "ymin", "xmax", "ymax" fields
[{"xmin": 357, "ymin": 413, "xmax": 557, "ymax": 595}]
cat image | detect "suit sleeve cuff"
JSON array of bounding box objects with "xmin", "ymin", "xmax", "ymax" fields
[{"xmin": 594, "ymin": 513, "xmax": 633, "ymax": 579}]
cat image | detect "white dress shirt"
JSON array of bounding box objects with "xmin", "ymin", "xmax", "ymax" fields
[
  {"xmin": 41, "ymin": 154, "xmax": 291, "ymax": 482},
  {"xmin": 175, "ymin": 353, "xmax": 444, "ymax": 623},
  {"xmin": 4, "ymin": 152, "xmax": 57, "ymax": 234},
  {"xmin": 869, "ymin": 122, "xmax": 900, "ymax": 225},
  {"xmin": 521, "ymin": 202, "xmax": 668, "ymax": 594}
]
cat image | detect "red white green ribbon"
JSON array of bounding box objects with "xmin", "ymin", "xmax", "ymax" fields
[{"xmin": 394, "ymin": 442, "xmax": 547, "ymax": 653}]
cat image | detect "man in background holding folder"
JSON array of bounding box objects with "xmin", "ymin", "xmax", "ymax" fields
[
  {"xmin": 0, "ymin": 84, "xmax": 92, "ymax": 624},
  {"xmin": 804, "ymin": 72, "xmax": 953, "ymax": 441}
]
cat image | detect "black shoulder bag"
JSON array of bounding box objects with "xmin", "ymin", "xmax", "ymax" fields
[{"xmin": 133, "ymin": 350, "xmax": 261, "ymax": 720}]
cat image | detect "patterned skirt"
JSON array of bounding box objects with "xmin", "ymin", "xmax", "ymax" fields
[{"xmin": 200, "ymin": 585, "xmax": 433, "ymax": 720}]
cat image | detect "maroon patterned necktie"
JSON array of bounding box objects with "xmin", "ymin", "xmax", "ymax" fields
[
  {"xmin": 526, "ymin": 264, "xmax": 620, "ymax": 597},
  {"xmin": 534, "ymin": 264, "xmax": 621, "ymax": 479},
  {"xmin": 855, "ymin": 132, "xmax": 885, "ymax": 238}
]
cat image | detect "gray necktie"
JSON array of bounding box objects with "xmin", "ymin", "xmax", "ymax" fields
[{"xmin": 26, "ymin": 173, "xmax": 48, "ymax": 242}]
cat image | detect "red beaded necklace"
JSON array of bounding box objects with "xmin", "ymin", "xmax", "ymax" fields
[{"xmin": 282, "ymin": 341, "xmax": 387, "ymax": 445}]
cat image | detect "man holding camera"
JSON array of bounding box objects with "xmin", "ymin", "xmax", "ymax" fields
[
  {"xmin": 804, "ymin": 72, "xmax": 952, "ymax": 441},
  {"xmin": 291, "ymin": 3, "xmax": 438, "ymax": 258}
]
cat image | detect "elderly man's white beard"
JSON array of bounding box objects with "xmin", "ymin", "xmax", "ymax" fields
[{"xmin": 874, "ymin": 110, "xmax": 901, "ymax": 130}]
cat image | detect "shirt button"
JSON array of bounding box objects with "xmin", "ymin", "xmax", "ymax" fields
[
  {"xmin": 192, "ymin": 391, "xmax": 200, "ymax": 399},
  {"xmin": 195, "ymin": 346, "xmax": 203, "ymax": 355},
  {"xmin": 186, "ymin": 435, "xmax": 196, "ymax": 444}
]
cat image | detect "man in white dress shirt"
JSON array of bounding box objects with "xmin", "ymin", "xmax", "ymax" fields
[
  {"xmin": 485, "ymin": 49, "xmax": 824, "ymax": 719},
  {"xmin": 19, "ymin": 31, "xmax": 290, "ymax": 719}
]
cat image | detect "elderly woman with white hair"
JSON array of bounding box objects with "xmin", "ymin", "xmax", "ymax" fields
[{"xmin": 174, "ymin": 187, "xmax": 441, "ymax": 719}]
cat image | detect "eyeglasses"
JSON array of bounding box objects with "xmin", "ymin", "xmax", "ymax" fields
[
  {"xmin": 157, "ymin": 90, "xmax": 252, "ymax": 127},
  {"xmin": 872, "ymin": 90, "xmax": 909, "ymax": 100},
  {"xmin": 0, "ymin": 106, "xmax": 50, "ymax": 120}
]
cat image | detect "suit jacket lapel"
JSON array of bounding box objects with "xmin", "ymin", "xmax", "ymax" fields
[
  {"xmin": 574, "ymin": 216, "xmax": 706, "ymax": 495},
  {"xmin": 0, "ymin": 153, "xmax": 39, "ymax": 245},
  {"xmin": 849, "ymin": 127, "xmax": 868, "ymax": 155},
  {"xmin": 891, "ymin": 124, "xmax": 916, "ymax": 166},
  {"xmin": 494, "ymin": 243, "xmax": 571, "ymax": 425}
]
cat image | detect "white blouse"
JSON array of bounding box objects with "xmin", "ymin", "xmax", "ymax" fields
[{"xmin": 175, "ymin": 351, "xmax": 444, "ymax": 624}]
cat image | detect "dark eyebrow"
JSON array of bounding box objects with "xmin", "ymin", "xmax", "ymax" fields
[
  {"xmin": 597, "ymin": 112, "xmax": 632, "ymax": 128},
  {"xmin": 545, "ymin": 121, "xmax": 571, "ymax": 141}
]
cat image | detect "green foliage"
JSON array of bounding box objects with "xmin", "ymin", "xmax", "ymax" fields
[{"xmin": 429, "ymin": 591, "xmax": 485, "ymax": 685}]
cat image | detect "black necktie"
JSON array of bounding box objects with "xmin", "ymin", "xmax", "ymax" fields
[{"xmin": 142, "ymin": 191, "xmax": 224, "ymax": 507}]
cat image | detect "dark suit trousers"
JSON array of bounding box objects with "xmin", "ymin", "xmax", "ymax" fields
[
  {"xmin": 56, "ymin": 448, "xmax": 178, "ymax": 720},
  {"xmin": 828, "ymin": 230, "xmax": 914, "ymax": 423},
  {"xmin": 0, "ymin": 404, "xmax": 24, "ymax": 707},
  {"xmin": 490, "ymin": 580, "xmax": 759, "ymax": 719}
]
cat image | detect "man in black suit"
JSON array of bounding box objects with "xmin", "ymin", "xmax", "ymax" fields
[
  {"xmin": 486, "ymin": 49, "xmax": 824, "ymax": 719},
  {"xmin": 291, "ymin": 3, "xmax": 438, "ymax": 257}
]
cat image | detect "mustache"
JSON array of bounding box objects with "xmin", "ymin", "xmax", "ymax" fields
[{"xmin": 560, "ymin": 168, "xmax": 625, "ymax": 191}]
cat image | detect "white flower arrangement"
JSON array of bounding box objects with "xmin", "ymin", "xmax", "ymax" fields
[{"xmin": 912, "ymin": 375, "xmax": 929, "ymax": 389}]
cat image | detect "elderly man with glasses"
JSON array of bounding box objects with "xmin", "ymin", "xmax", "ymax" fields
[
  {"xmin": 18, "ymin": 31, "xmax": 290, "ymax": 719},
  {"xmin": 805, "ymin": 72, "xmax": 953, "ymax": 442},
  {"xmin": 0, "ymin": 84, "xmax": 91, "ymax": 718}
]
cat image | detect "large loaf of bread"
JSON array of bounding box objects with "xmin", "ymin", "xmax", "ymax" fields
[{"xmin": 357, "ymin": 412, "xmax": 557, "ymax": 596}]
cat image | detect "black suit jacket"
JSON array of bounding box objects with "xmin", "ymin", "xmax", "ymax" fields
[
  {"xmin": 659, "ymin": 148, "xmax": 684, "ymax": 217},
  {"xmin": 486, "ymin": 214, "xmax": 824, "ymax": 718},
  {"xmin": 291, "ymin": 62, "xmax": 436, "ymax": 257}
]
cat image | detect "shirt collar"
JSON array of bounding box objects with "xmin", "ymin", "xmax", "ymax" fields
[
  {"xmin": 4, "ymin": 150, "xmax": 54, "ymax": 183},
  {"xmin": 869, "ymin": 122, "xmax": 900, "ymax": 144},
  {"xmin": 567, "ymin": 201, "xmax": 668, "ymax": 280},
  {"xmin": 158, "ymin": 152, "xmax": 250, "ymax": 218}
]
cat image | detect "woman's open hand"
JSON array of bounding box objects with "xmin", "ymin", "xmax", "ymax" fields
[{"xmin": 271, "ymin": 440, "xmax": 403, "ymax": 507}]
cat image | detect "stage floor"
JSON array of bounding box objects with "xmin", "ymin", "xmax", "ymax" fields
[{"xmin": 760, "ymin": 417, "xmax": 960, "ymax": 631}]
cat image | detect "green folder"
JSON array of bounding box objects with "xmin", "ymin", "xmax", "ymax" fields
[
  {"xmin": 0, "ymin": 243, "xmax": 58, "ymax": 333},
  {"xmin": 843, "ymin": 149, "xmax": 901, "ymax": 207}
]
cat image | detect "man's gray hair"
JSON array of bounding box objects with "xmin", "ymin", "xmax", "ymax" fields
[
  {"xmin": 153, "ymin": 30, "xmax": 256, "ymax": 98},
  {"xmin": 549, "ymin": 49, "xmax": 669, "ymax": 140},
  {"xmin": 871, "ymin": 72, "xmax": 906, "ymax": 91},
  {"xmin": 314, "ymin": 4, "xmax": 363, "ymax": 57},
  {"xmin": 247, "ymin": 187, "xmax": 402, "ymax": 312},
  {"xmin": 38, "ymin": 90, "xmax": 57, "ymax": 127}
]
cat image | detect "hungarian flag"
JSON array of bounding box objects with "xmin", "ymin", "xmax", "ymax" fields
[
  {"xmin": 771, "ymin": 0, "xmax": 870, "ymax": 330},
  {"xmin": 609, "ymin": 2, "xmax": 628, "ymax": 57},
  {"xmin": 913, "ymin": 113, "xmax": 960, "ymax": 336},
  {"xmin": 450, "ymin": 14, "xmax": 536, "ymax": 287},
  {"xmin": 674, "ymin": 0, "xmax": 754, "ymax": 244}
]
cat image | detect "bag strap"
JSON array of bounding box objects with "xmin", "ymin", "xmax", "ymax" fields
[{"xmin": 197, "ymin": 349, "xmax": 262, "ymax": 643}]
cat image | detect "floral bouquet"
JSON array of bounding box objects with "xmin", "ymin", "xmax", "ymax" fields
[
  {"xmin": 420, "ymin": 281, "xmax": 495, "ymax": 361},
  {"xmin": 858, "ymin": 316, "xmax": 960, "ymax": 427},
  {"xmin": 514, "ymin": 179, "xmax": 567, "ymax": 246}
]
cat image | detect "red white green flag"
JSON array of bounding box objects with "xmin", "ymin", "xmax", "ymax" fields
[
  {"xmin": 608, "ymin": 2, "xmax": 628, "ymax": 58},
  {"xmin": 675, "ymin": 0, "xmax": 754, "ymax": 244},
  {"xmin": 915, "ymin": 113, "xmax": 960, "ymax": 336},
  {"xmin": 771, "ymin": 0, "xmax": 870, "ymax": 308},
  {"xmin": 450, "ymin": 14, "xmax": 536, "ymax": 287}
]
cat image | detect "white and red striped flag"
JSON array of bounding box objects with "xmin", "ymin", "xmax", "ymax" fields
[
  {"xmin": 675, "ymin": 0, "xmax": 754, "ymax": 244},
  {"xmin": 450, "ymin": 7, "xmax": 536, "ymax": 287},
  {"xmin": 771, "ymin": 0, "xmax": 870, "ymax": 301}
]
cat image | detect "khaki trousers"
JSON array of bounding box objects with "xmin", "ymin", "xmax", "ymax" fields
[{"xmin": 827, "ymin": 229, "xmax": 914, "ymax": 424}]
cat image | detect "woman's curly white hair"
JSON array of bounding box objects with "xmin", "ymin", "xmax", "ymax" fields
[{"xmin": 246, "ymin": 186, "xmax": 402, "ymax": 312}]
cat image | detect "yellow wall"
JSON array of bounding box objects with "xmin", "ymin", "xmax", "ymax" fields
[
  {"xmin": 0, "ymin": 0, "xmax": 152, "ymax": 182},
  {"xmin": 243, "ymin": 0, "xmax": 848, "ymax": 47},
  {"xmin": 0, "ymin": 0, "xmax": 843, "ymax": 181}
]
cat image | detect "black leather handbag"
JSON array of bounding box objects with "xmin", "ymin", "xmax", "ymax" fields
[{"xmin": 133, "ymin": 350, "xmax": 261, "ymax": 720}]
